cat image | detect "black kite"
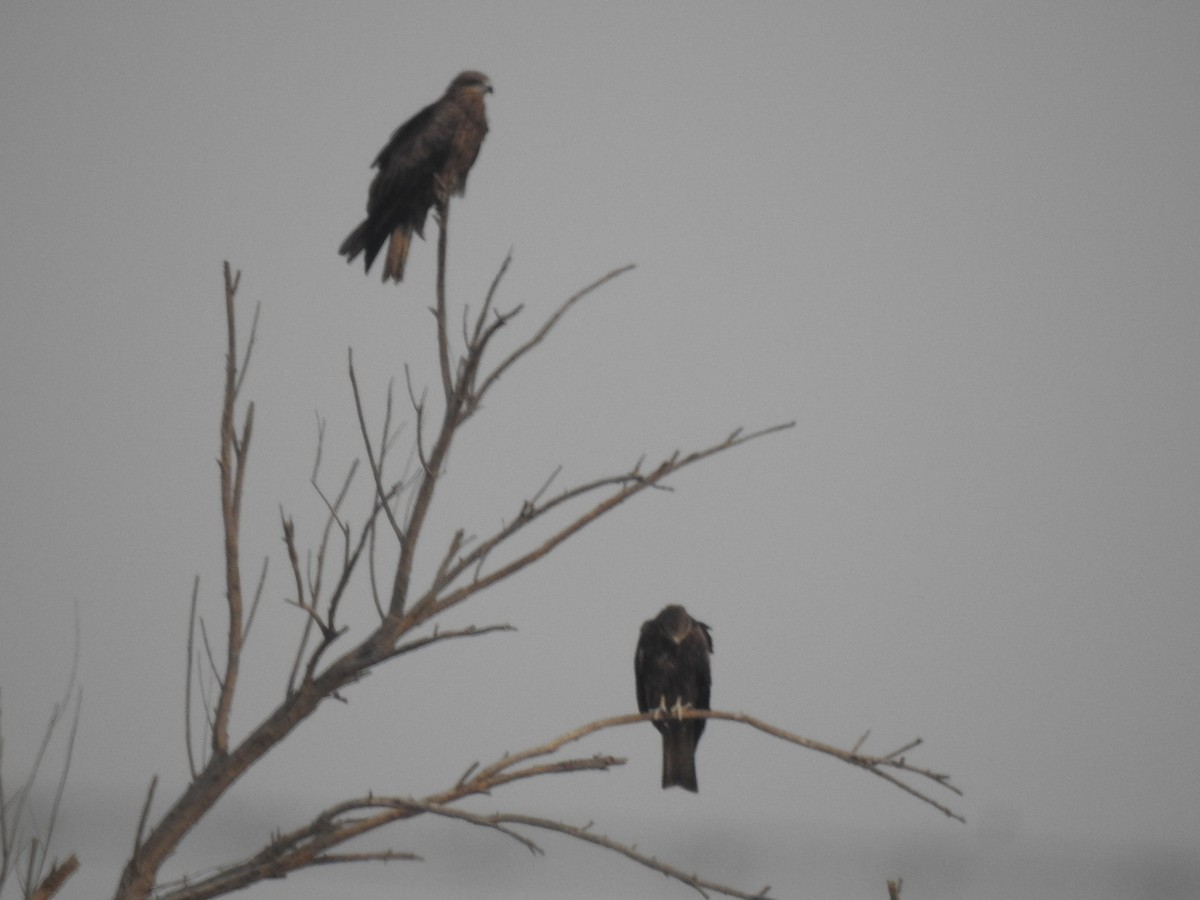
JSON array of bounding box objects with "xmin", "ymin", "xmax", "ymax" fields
[
  {"xmin": 634, "ymin": 604, "xmax": 713, "ymax": 792},
  {"xmin": 339, "ymin": 70, "xmax": 492, "ymax": 282}
]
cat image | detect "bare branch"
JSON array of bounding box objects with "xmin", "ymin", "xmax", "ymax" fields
[
  {"xmin": 311, "ymin": 850, "xmax": 421, "ymax": 865},
  {"xmin": 131, "ymin": 776, "xmax": 158, "ymax": 865},
  {"xmin": 320, "ymin": 465, "xmax": 368, "ymax": 623},
  {"xmin": 280, "ymin": 515, "xmax": 313, "ymax": 627},
  {"xmin": 465, "ymin": 709, "xmax": 961, "ymax": 819},
  {"xmin": 433, "ymin": 200, "xmax": 454, "ymax": 402},
  {"xmin": 684, "ymin": 710, "xmax": 964, "ymax": 821},
  {"xmin": 426, "ymin": 422, "xmax": 796, "ymax": 621},
  {"xmin": 241, "ymin": 556, "xmax": 269, "ymax": 644},
  {"xmin": 285, "ymin": 614, "xmax": 317, "ymax": 700},
  {"xmin": 0, "ymin": 711, "xmax": 9, "ymax": 884},
  {"xmin": 308, "ymin": 462, "xmax": 356, "ymax": 626},
  {"xmin": 37, "ymin": 683, "xmax": 80, "ymax": 886},
  {"xmin": 309, "ymin": 413, "xmax": 327, "ymax": 484},
  {"xmin": 465, "ymin": 251, "xmax": 514, "ymax": 356},
  {"xmin": 402, "ymin": 363, "xmax": 430, "ymax": 476},
  {"xmin": 231, "ymin": 301, "xmax": 260, "ymax": 400},
  {"xmin": 0, "ymin": 622, "xmax": 82, "ymax": 898},
  {"xmin": 852, "ymin": 728, "xmax": 870, "ymax": 755},
  {"xmin": 884, "ymin": 737, "xmax": 923, "ymax": 760},
  {"xmin": 383, "ymin": 799, "xmax": 545, "ymax": 855},
  {"xmin": 378, "ymin": 378, "xmax": 398, "ymax": 466},
  {"xmin": 474, "ymin": 263, "xmax": 635, "ymax": 404},
  {"xmin": 367, "ymin": 509, "xmax": 385, "ymax": 620},
  {"xmin": 488, "ymin": 813, "xmax": 770, "ymax": 900},
  {"xmin": 381, "ymin": 623, "xmax": 516, "ymax": 662},
  {"xmin": 140, "ymin": 700, "xmax": 954, "ymax": 900},
  {"xmin": 527, "ymin": 464, "xmax": 562, "ymax": 510},
  {"xmin": 24, "ymin": 837, "xmax": 36, "ymax": 897},
  {"xmin": 30, "ymin": 853, "xmax": 79, "ymax": 900},
  {"xmin": 213, "ymin": 261, "xmax": 249, "ymax": 756},
  {"xmin": 184, "ymin": 577, "xmax": 200, "ymax": 777},
  {"xmin": 349, "ymin": 350, "xmax": 406, "ymax": 546},
  {"xmin": 194, "ymin": 654, "xmax": 217, "ymax": 743}
]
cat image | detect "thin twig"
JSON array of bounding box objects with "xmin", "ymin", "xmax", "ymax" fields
[
  {"xmin": 285, "ymin": 614, "xmax": 316, "ymax": 700},
  {"xmin": 474, "ymin": 263, "xmax": 634, "ymax": 403},
  {"xmin": 852, "ymin": 729, "xmax": 870, "ymax": 754},
  {"xmin": 490, "ymin": 813, "xmax": 768, "ymax": 899},
  {"xmin": 280, "ymin": 515, "xmax": 311, "ymax": 625},
  {"xmin": 467, "ymin": 250, "xmax": 514, "ymax": 352},
  {"xmin": 311, "ymin": 850, "xmax": 422, "ymax": 865},
  {"xmin": 197, "ymin": 619, "xmax": 222, "ymax": 691},
  {"xmin": 434, "ymin": 199, "xmax": 454, "ymax": 402},
  {"xmin": 131, "ymin": 776, "xmax": 158, "ymax": 865},
  {"xmin": 349, "ymin": 350, "xmax": 406, "ymax": 545},
  {"xmin": 39, "ymin": 684, "xmax": 80, "ymax": 884},
  {"xmin": 184, "ymin": 577, "xmax": 200, "ymax": 776},
  {"xmin": 382, "ymin": 623, "xmax": 515, "ymax": 662},
  {"xmin": 309, "ymin": 459, "xmax": 358, "ymax": 628},
  {"xmin": 691, "ymin": 711, "xmax": 964, "ymax": 820},
  {"xmin": 380, "ymin": 799, "xmax": 545, "ymax": 855},
  {"xmin": 241, "ymin": 557, "xmax": 269, "ymax": 644},
  {"xmin": 0, "ymin": 624, "xmax": 82, "ymax": 897},
  {"xmin": 231, "ymin": 301, "xmax": 260, "ymax": 400},
  {"xmin": 422, "ymin": 423, "xmax": 796, "ymax": 623}
]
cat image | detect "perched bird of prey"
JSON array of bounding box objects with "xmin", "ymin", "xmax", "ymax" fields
[
  {"xmin": 635, "ymin": 605, "xmax": 714, "ymax": 792},
  {"xmin": 339, "ymin": 70, "xmax": 492, "ymax": 282}
]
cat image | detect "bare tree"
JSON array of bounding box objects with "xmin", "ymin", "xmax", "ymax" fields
[{"xmin": 11, "ymin": 199, "xmax": 962, "ymax": 900}]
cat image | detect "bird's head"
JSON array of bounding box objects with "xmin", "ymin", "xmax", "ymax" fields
[
  {"xmin": 451, "ymin": 70, "xmax": 493, "ymax": 96},
  {"xmin": 657, "ymin": 605, "xmax": 694, "ymax": 644}
]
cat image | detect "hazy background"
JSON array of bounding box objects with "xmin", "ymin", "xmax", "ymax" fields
[{"xmin": 2, "ymin": 3, "xmax": 1198, "ymax": 898}]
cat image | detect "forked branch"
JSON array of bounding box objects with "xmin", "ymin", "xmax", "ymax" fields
[
  {"xmin": 412, "ymin": 423, "xmax": 795, "ymax": 624},
  {"xmin": 213, "ymin": 262, "xmax": 257, "ymax": 756}
]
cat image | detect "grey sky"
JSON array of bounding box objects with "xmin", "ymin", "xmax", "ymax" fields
[{"xmin": 2, "ymin": 3, "xmax": 1198, "ymax": 898}]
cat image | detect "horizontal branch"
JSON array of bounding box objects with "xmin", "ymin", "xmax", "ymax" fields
[
  {"xmin": 310, "ymin": 850, "xmax": 422, "ymax": 865},
  {"xmin": 468, "ymin": 709, "xmax": 962, "ymax": 820},
  {"xmin": 693, "ymin": 710, "xmax": 964, "ymax": 822},
  {"xmin": 149, "ymin": 705, "xmax": 957, "ymax": 900}
]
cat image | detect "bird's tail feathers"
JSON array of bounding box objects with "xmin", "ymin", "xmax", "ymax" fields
[
  {"xmin": 661, "ymin": 726, "xmax": 698, "ymax": 792},
  {"xmin": 382, "ymin": 226, "xmax": 411, "ymax": 283},
  {"xmin": 338, "ymin": 212, "xmax": 424, "ymax": 281},
  {"xmin": 339, "ymin": 220, "xmax": 369, "ymax": 263}
]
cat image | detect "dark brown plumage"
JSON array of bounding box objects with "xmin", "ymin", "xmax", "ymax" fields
[
  {"xmin": 634, "ymin": 605, "xmax": 713, "ymax": 792},
  {"xmin": 339, "ymin": 70, "xmax": 492, "ymax": 282}
]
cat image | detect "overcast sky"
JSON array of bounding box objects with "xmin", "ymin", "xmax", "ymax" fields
[{"xmin": 2, "ymin": 3, "xmax": 1199, "ymax": 899}]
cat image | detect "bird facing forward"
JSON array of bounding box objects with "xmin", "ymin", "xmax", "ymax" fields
[
  {"xmin": 634, "ymin": 605, "xmax": 713, "ymax": 792},
  {"xmin": 339, "ymin": 70, "xmax": 492, "ymax": 282}
]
